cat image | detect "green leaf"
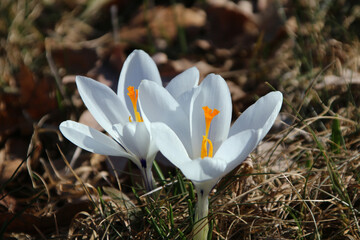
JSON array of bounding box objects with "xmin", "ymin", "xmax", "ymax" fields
[{"xmin": 330, "ymin": 115, "xmax": 346, "ymax": 153}]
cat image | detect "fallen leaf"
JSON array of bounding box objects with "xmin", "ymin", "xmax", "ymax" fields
[
  {"xmin": 0, "ymin": 192, "xmax": 17, "ymax": 213},
  {"xmin": 102, "ymin": 186, "xmax": 137, "ymax": 211},
  {"xmin": 16, "ymin": 64, "xmax": 57, "ymax": 120},
  {"xmin": 0, "ymin": 201, "xmax": 92, "ymax": 235},
  {"xmin": 169, "ymin": 58, "xmax": 225, "ymax": 80},
  {"xmin": 120, "ymin": 4, "xmax": 206, "ymax": 45},
  {"xmin": 79, "ymin": 110, "xmax": 103, "ymax": 132},
  {"xmin": 206, "ymin": 0, "xmax": 259, "ymax": 48},
  {"xmin": 315, "ymin": 69, "xmax": 360, "ymax": 89},
  {"xmin": 46, "ymin": 38, "xmax": 98, "ymax": 75},
  {"xmin": 227, "ymin": 81, "xmax": 246, "ymax": 102}
]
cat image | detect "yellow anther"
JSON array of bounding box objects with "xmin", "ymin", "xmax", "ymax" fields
[
  {"xmin": 201, "ymin": 106, "xmax": 219, "ymax": 158},
  {"xmin": 127, "ymin": 86, "xmax": 143, "ymax": 122}
]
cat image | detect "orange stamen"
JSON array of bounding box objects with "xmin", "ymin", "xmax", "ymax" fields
[
  {"xmin": 201, "ymin": 106, "xmax": 219, "ymax": 158},
  {"xmin": 127, "ymin": 86, "xmax": 143, "ymax": 122}
]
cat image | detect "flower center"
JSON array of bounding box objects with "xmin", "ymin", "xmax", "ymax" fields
[
  {"xmin": 127, "ymin": 86, "xmax": 143, "ymax": 122},
  {"xmin": 201, "ymin": 106, "xmax": 219, "ymax": 158}
]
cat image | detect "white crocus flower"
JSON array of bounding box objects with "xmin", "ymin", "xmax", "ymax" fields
[
  {"xmin": 59, "ymin": 49, "xmax": 199, "ymax": 191},
  {"xmin": 139, "ymin": 74, "xmax": 282, "ymax": 238}
]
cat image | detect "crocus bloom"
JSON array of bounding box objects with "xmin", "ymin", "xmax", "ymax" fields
[
  {"xmin": 59, "ymin": 49, "xmax": 199, "ymax": 191},
  {"xmin": 139, "ymin": 74, "xmax": 282, "ymax": 238}
]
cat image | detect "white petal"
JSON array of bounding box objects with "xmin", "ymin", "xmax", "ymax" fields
[
  {"xmin": 113, "ymin": 122, "xmax": 152, "ymax": 164},
  {"xmin": 229, "ymin": 91, "xmax": 283, "ymax": 144},
  {"xmin": 191, "ymin": 74, "xmax": 232, "ymax": 158},
  {"xmin": 76, "ymin": 76, "xmax": 129, "ymax": 138},
  {"xmin": 214, "ymin": 129, "xmax": 259, "ymax": 174},
  {"xmin": 176, "ymin": 85, "xmax": 200, "ymax": 119},
  {"xmin": 139, "ymin": 80, "xmax": 192, "ymax": 155},
  {"xmin": 117, "ymin": 50, "xmax": 162, "ymax": 114},
  {"xmin": 165, "ymin": 67, "xmax": 199, "ymax": 100},
  {"xmin": 146, "ymin": 137, "xmax": 158, "ymax": 166},
  {"xmin": 179, "ymin": 157, "xmax": 227, "ymax": 182},
  {"xmin": 151, "ymin": 122, "xmax": 192, "ymax": 169},
  {"xmin": 59, "ymin": 120, "xmax": 131, "ymax": 158}
]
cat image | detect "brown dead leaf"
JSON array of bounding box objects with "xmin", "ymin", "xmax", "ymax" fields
[
  {"xmin": 0, "ymin": 192, "xmax": 17, "ymax": 213},
  {"xmin": 315, "ymin": 69, "xmax": 360, "ymax": 89},
  {"xmin": 0, "ymin": 141, "xmax": 27, "ymax": 193},
  {"xmin": 0, "ymin": 201, "xmax": 92, "ymax": 235},
  {"xmin": 169, "ymin": 58, "xmax": 225, "ymax": 80},
  {"xmin": 16, "ymin": 64, "xmax": 57, "ymax": 120},
  {"xmin": 227, "ymin": 80, "xmax": 246, "ymax": 102},
  {"xmin": 0, "ymin": 92, "xmax": 28, "ymax": 140},
  {"xmin": 257, "ymin": 0, "xmax": 288, "ymax": 42},
  {"xmin": 79, "ymin": 110, "xmax": 103, "ymax": 132},
  {"xmin": 0, "ymin": 150, "xmax": 25, "ymax": 184},
  {"xmin": 206, "ymin": 0, "xmax": 259, "ymax": 48},
  {"xmin": 120, "ymin": 4, "xmax": 205, "ymax": 46},
  {"xmin": 46, "ymin": 39, "xmax": 98, "ymax": 76},
  {"xmin": 0, "ymin": 62, "xmax": 57, "ymax": 140}
]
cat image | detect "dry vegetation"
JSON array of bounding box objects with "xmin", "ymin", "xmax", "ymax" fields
[{"xmin": 1, "ymin": 0, "xmax": 360, "ymax": 239}]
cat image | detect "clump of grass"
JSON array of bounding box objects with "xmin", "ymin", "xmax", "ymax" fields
[{"xmin": 54, "ymin": 95, "xmax": 359, "ymax": 239}]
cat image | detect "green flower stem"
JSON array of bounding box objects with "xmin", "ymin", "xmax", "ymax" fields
[{"xmin": 193, "ymin": 192, "xmax": 209, "ymax": 240}]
